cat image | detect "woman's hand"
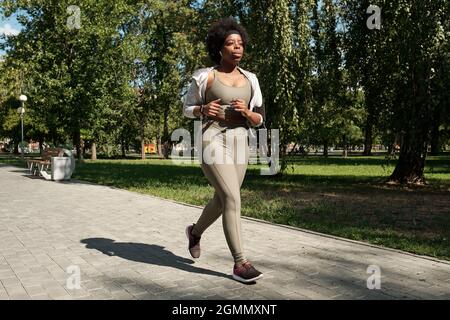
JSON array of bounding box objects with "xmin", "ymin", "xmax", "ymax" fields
[
  {"xmin": 231, "ymin": 99, "xmax": 250, "ymax": 117},
  {"xmin": 202, "ymin": 99, "xmax": 222, "ymax": 117}
]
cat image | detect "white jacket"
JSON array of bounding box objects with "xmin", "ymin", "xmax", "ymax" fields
[{"xmin": 182, "ymin": 65, "xmax": 264, "ymax": 127}]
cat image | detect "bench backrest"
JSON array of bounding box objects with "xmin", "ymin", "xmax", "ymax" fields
[{"xmin": 41, "ymin": 148, "xmax": 64, "ymax": 161}]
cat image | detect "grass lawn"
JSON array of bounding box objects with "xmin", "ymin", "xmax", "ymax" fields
[{"xmin": 1, "ymin": 152, "xmax": 449, "ymax": 261}]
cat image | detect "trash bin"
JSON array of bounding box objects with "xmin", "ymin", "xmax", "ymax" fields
[{"xmin": 51, "ymin": 156, "xmax": 72, "ymax": 181}]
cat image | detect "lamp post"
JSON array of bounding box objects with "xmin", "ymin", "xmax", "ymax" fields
[{"xmin": 18, "ymin": 94, "xmax": 27, "ymax": 160}]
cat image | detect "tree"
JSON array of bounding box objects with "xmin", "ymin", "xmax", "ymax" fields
[
  {"xmin": 0, "ymin": 0, "xmax": 141, "ymax": 160},
  {"xmin": 342, "ymin": 0, "xmax": 449, "ymax": 184},
  {"xmin": 0, "ymin": 59, "xmax": 26, "ymax": 153},
  {"xmin": 243, "ymin": 0, "xmax": 297, "ymax": 174},
  {"xmin": 341, "ymin": 0, "xmax": 385, "ymax": 156},
  {"xmin": 137, "ymin": 0, "xmax": 203, "ymax": 159},
  {"xmin": 309, "ymin": 0, "xmax": 346, "ymax": 157},
  {"xmin": 290, "ymin": 0, "xmax": 315, "ymax": 153},
  {"xmin": 387, "ymin": 0, "xmax": 449, "ymax": 184}
]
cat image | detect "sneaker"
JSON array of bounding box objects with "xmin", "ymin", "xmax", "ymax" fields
[
  {"xmin": 185, "ymin": 224, "xmax": 201, "ymax": 259},
  {"xmin": 232, "ymin": 261, "xmax": 264, "ymax": 283}
]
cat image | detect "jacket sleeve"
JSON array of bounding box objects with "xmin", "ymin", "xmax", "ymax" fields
[
  {"xmin": 251, "ymin": 75, "xmax": 264, "ymax": 127},
  {"xmin": 183, "ymin": 78, "xmax": 202, "ymax": 119},
  {"xmin": 252, "ymin": 105, "xmax": 265, "ymax": 127}
]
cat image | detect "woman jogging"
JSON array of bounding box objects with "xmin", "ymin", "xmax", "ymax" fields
[{"xmin": 183, "ymin": 17, "xmax": 265, "ymax": 283}]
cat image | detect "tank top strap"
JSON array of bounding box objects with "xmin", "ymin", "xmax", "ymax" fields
[{"xmin": 211, "ymin": 69, "xmax": 217, "ymax": 84}]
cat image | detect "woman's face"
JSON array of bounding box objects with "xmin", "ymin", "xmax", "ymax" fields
[{"xmin": 220, "ymin": 33, "xmax": 244, "ymax": 64}]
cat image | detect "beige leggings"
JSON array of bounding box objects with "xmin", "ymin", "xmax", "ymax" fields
[{"xmin": 192, "ymin": 120, "xmax": 250, "ymax": 265}]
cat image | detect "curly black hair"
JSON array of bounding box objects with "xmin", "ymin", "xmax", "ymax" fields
[{"xmin": 206, "ymin": 17, "xmax": 249, "ymax": 65}]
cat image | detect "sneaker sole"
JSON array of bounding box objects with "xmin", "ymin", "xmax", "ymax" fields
[
  {"xmin": 185, "ymin": 226, "xmax": 200, "ymax": 259},
  {"xmin": 232, "ymin": 273, "xmax": 264, "ymax": 283}
]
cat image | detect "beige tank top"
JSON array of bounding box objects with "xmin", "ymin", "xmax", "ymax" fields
[{"xmin": 205, "ymin": 69, "xmax": 252, "ymax": 119}]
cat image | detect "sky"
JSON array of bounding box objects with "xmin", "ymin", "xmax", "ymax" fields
[{"xmin": 0, "ymin": 13, "xmax": 23, "ymax": 56}]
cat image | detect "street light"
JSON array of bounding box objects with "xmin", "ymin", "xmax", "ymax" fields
[{"xmin": 17, "ymin": 94, "xmax": 27, "ymax": 160}]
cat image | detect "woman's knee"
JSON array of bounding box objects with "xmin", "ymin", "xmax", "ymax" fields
[{"xmin": 222, "ymin": 193, "xmax": 240, "ymax": 211}]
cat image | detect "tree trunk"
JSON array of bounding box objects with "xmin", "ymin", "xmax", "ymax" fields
[
  {"xmin": 121, "ymin": 134, "xmax": 126, "ymax": 159},
  {"xmin": 389, "ymin": 149, "xmax": 426, "ymax": 185},
  {"xmin": 387, "ymin": 143, "xmax": 394, "ymax": 157},
  {"xmin": 162, "ymin": 108, "xmax": 171, "ymax": 159},
  {"xmin": 38, "ymin": 137, "xmax": 44, "ymax": 154},
  {"xmin": 91, "ymin": 142, "xmax": 97, "ymax": 161},
  {"xmin": 140, "ymin": 122, "xmax": 146, "ymax": 160},
  {"xmin": 157, "ymin": 136, "xmax": 162, "ymax": 158},
  {"xmin": 141, "ymin": 139, "xmax": 146, "ymax": 160},
  {"xmin": 430, "ymin": 108, "xmax": 441, "ymax": 155},
  {"xmin": 73, "ymin": 127, "xmax": 83, "ymax": 161},
  {"xmin": 389, "ymin": 131, "xmax": 428, "ymax": 185},
  {"xmin": 323, "ymin": 140, "xmax": 328, "ymax": 158},
  {"xmin": 80, "ymin": 138, "xmax": 85, "ymax": 160},
  {"xmin": 288, "ymin": 142, "xmax": 298, "ymax": 155},
  {"xmin": 363, "ymin": 120, "xmax": 373, "ymax": 156},
  {"xmin": 277, "ymin": 142, "xmax": 289, "ymax": 177},
  {"xmin": 162, "ymin": 141, "xmax": 171, "ymax": 159},
  {"xmin": 121, "ymin": 143, "xmax": 126, "ymax": 159},
  {"xmin": 342, "ymin": 135, "xmax": 348, "ymax": 158}
]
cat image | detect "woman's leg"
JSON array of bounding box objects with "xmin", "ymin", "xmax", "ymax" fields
[
  {"xmin": 194, "ymin": 129, "xmax": 249, "ymax": 227},
  {"xmin": 191, "ymin": 123, "xmax": 224, "ymax": 237},
  {"xmin": 226, "ymin": 127, "xmax": 249, "ymax": 265},
  {"xmin": 201, "ymin": 160, "xmax": 246, "ymax": 264},
  {"xmin": 196, "ymin": 126, "xmax": 249, "ymax": 265},
  {"xmin": 191, "ymin": 191, "xmax": 222, "ymax": 237},
  {"xmin": 233, "ymin": 127, "xmax": 250, "ymax": 188}
]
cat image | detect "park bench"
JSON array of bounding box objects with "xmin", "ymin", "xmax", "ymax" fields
[{"xmin": 26, "ymin": 147, "xmax": 71, "ymax": 179}]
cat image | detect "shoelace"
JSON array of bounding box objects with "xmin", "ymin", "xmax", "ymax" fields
[{"xmin": 235, "ymin": 262, "xmax": 252, "ymax": 271}]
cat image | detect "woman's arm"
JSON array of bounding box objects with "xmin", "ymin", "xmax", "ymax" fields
[
  {"xmin": 244, "ymin": 110, "xmax": 264, "ymax": 127},
  {"xmin": 230, "ymin": 99, "xmax": 264, "ymax": 127},
  {"xmin": 183, "ymin": 71, "xmax": 217, "ymax": 119},
  {"xmin": 252, "ymin": 105, "xmax": 265, "ymax": 127},
  {"xmin": 191, "ymin": 105, "xmax": 202, "ymax": 117},
  {"xmin": 248, "ymin": 74, "xmax": 265, "ymax": 127}
]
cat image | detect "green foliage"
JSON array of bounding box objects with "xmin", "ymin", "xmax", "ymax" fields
[
  {"xmin": 342, "ymin": 0, "xmax": 450, "ymax": 183},
  {"xmin": 0, "ymin": 0, "xmax": 448, "ymax": 183}
]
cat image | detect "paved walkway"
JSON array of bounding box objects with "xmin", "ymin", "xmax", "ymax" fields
[{"xmin": 0, "ymin": 163, "xmax": 449, "ymax": 300}]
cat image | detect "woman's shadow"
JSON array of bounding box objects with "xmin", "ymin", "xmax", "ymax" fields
[{"xmin": 80, "ymin": 238, "xmax": 231, "ymax": 280}]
